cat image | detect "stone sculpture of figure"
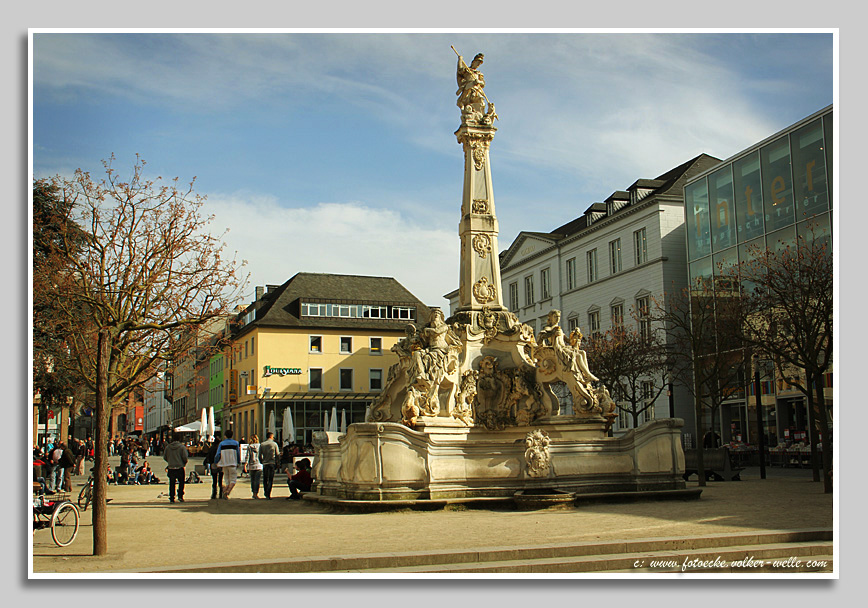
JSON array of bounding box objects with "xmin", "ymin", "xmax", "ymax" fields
[
  {"xmin": 402, "ymin": 387, "xmax": 422, "ymax": 428},
  {"xmin": 455, "ymin": 50, "xmax": 488, "ymax": 122},
  {"xmin": 408, "ymin": 309, "xmax": 461, "ymax": 417},
  {"xmin": 368, "ymin": 324, "xmax": 418, "ymax": 422},
  {"xmin": 567, "ymin": 327, "xmax": 599, "ymax": 385},
  {"xmin": 535, "ymin": 310, "xmax": 600, "ymax": 413}
]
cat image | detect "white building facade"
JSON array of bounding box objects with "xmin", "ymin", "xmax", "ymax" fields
[{"xmin": 451, "ymin": 154, "xmax": 721, "ymax": 441}]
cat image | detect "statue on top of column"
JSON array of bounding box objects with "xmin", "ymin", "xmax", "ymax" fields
[{"xmin": 453, "ymin": 46, "xmax": 498, "ymax": 126}]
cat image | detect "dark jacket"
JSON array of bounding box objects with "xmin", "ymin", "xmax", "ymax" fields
[
  {"xmin": 163, "ymin": 441, "xmax": 189, "ymax": 469},
  {"xmin": 59, "ymin": 447, "xmax": 76, "ymax": 468}
]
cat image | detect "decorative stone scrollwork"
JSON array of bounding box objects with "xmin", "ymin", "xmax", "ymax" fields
[
  {"xmin": 453, "ymin": 370, "xmax": 477, "ymax": 426},
  {"xmin": 472, "ymin": 276, "xmax": 497, "ymax": 304},
  {"xmin": 472, "ymin": 145, "xmax": 487, "ymax": 170},
  {"xmin": 472, "ymin": 199, "xmax": 489, "ymax": 214},
  {"xmin": 472, "ymin": 233, "xmax": 492, "ymax": 259},
  {"xmin": 524, "ymin": 429, "xmax": 551, "ymax": 478}
]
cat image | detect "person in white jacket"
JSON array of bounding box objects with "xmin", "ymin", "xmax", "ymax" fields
[{"xmin": 213, "ymin": 429, "xmax": 241, "ymax": 499}]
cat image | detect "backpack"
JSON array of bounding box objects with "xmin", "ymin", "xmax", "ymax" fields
[{"xmin": 51, "ymin": 448, "xmax": 63, "ymax": 464}]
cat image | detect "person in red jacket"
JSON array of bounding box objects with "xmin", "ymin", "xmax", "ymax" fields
[{"xmin": 287, "ymin": 458, "xmax": 312, "ymax": 500}]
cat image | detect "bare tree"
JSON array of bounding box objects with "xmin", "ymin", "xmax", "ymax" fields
[
  {"xmin": 585, "ymin": 324, "xmax": 670, "ymax": 430},
  {"xmin": 653, "ymin": 281, "xmax": 746, "ymax": 486},
  {"xmin": 733, "ymin": 224, "xmax": 832, "ymax": 493},
  {"xmin": 34, "ymin": 155, "xmax": 248, "ymax": 555}
]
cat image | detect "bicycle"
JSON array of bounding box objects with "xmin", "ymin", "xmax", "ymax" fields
[
  {"xmin": 78, "ymin": 468, "xmax": 95, "ymax": 511},
  {"xmin": 33, "ymin": 488, "xmax": 80, "ymax": 547}
]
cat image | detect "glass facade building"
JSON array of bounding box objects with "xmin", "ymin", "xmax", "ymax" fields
[{"xmin": 683, "ymin": 105, "xmax": 833, "ymax": 447}]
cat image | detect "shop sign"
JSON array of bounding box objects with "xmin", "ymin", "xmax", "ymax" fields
[
  {"xmin": 47, "ymin": 410, "xmax": 55, "ymax": 419},
  {"xmin": 262, "ymin": 366, "xmax": 302, "ymax": 377}
]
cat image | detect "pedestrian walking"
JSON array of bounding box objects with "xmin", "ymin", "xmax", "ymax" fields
[
  {"xmin": 162, "ymin": 433, "xmax": 189, "ymax": 504},
  {"xmin": 58, "ymin": 441, "xmax": 76, "ymax": 492},
  {"xmin": 214, "ymin": 429, "xmax": 241, "ymax": 499},
  {"xmin": 204, "ymin": 433, "xmax": 224, "ymax": 499},
  {"xmin": 49, "ymin": 443, "xmax": 64, "ymax": 491},
  {"xmin": 73, "ymin": 438, "xmax": 86, "ymax": 475},
  {"xmin": 245, "ymin": 434, "xmax": 263, "ymax": 498},
  {"xmin": 259, "ymin": 432, "xmax": 280, "ymax": 500}
]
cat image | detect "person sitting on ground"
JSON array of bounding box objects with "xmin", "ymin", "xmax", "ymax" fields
[
  {"xmin": 137, "ymin": 460, "xmax": 154, "ymax": 484},
  {"xmin": 287, "ymin": 457, "xmax": 313, "ymax": 500},
  {"xmin": 106, "ymin": 464, "xmax": 117, "ymax": 485}
]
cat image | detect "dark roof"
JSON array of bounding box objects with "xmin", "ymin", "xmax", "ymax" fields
[
  {"xmin": 234, "ymin": 273, "xmax": 432, "ymax": 335},
  {"xmin": 605, "ymin": 190, "xmax": 631, "ymax": 203}
]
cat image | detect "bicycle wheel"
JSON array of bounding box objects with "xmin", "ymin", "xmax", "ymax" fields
[
  {"xmin": 50, "ymin": 502, "xmax": 80, "ymax": 547},
  {"xmin": 78, "ymin": 483, "xmax": 93, "ymax": 511},
  {"xmin": 77, "ymin": 483, "xmax": 90, "ymax": 510}
]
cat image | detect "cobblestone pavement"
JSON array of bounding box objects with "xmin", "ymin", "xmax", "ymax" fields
[{"xmin": 31, "ymin": 462, "xmax": 834, "ymax": 574}]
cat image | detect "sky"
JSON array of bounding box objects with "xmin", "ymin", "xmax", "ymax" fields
[{"xmin": 31, "ymin": 31, "xmax": 834, "ymax": 309}]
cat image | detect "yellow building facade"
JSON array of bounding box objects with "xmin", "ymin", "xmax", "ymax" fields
[{"xmin": 223, "ymin": 273, "xmax": 431, "ymax": 446}]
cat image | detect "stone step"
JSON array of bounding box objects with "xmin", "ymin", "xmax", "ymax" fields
[
  {"xmin": 344, "ymin": 542, "xmax": 833, "ymax": 573},
  {"xmin": 141, "ymin": 529, "xmax": 831, "ymax": 574}
]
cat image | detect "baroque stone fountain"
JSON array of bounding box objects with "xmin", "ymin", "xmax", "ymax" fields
[{"xmin": 309, "ymin": 50, "xmax": 686, "ymax": 505}]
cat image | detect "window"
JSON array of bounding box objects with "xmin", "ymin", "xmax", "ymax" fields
[
  {"xmin": 608, "ymin": 239, "xmax": 622, "ymax": 274},
  {"xmin": 567, "ymin": 315, "xmax": 580, "ymax": 333},
  {"xmin": 565, "ymin": 257, "xmax": 576, "ymax": 290},
  {"xmin": 370, "ymin": 369, "xmax": 383, "ymax": 391},
  {"xmin": 340, "ymin": 368, "xmax": 353, "ymax": 391},
  {"xmin": 611, "ymin": 302, "xmax": 624, "ymax": 328},
  {"xmin": 588, "ymin": 310, "xmax": 600, "ymax": 338},
  {"xmin": 309, "ymin": 336, "xmax": 323, "ymax": 353},
  {"xmin": 370, "ymin": 337, "xmax": 382, "ymax": 354},
  {"xmin": 245, "ymin": 340, "xmax": 249, "ymax": 358},
  {"xmin": 301, "ymin": 302, "xmax": 328, "ymax": 317},
  {"xmin": 540, "ymin": 268, "xmax": 551, "ymax": 300},
  {"xmin": 587, "ymin": 249, "xmax": 598, "ymax": 283},
  {"xmin": 636, "ymin": 296, "xmax": 651, "ymax": 341},
  {"xmin": 509, "ymin": 282, "xmax": 519, "ymax": 311},
  {"xmin": 642, "ymin": 381, "xmax": 655, "ymax": 423},
  {"xmin": 250, "ymin": 337, "xmax": 255, "ymax": 356},
  {"xmin": 362, "ymin": 305, "xmax": 388, "ymax": 318},
  {"xmin": 333, "ymin": 304, "xmax": 354, "ymax": 318},
  {"xmin": 340, "ymin": 336, "xmax": 353, "ymax": 354},
  {"xmin": 633, "ymin": 228, "xmax": 647, "ymax": 265},
  {"xmin": 309, "ymin": 368, "xmax": 322, "ymax": 390},
  {"xmin": 391, "ymin": 306, "xmax": 415, "ymax": 320},
  {"xmin": 524, "ymin": 275, "xmax": 535, "ymax": 306}
]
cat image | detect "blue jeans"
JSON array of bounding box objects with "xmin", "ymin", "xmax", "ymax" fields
[
  {"xmin": 250, "ymin": 470, "xmax": 262, "ymax": 496},
  {"xmin": 52, "ymin": 466, "xmax": 63, "ymax": 492}
]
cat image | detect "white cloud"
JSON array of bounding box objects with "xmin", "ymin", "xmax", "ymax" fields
[{"xmin": 203, "ymin": 193, "xmax": 459, "ymax": 309}]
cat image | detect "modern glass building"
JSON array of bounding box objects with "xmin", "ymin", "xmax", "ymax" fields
[{"xmin": 683, "ymin": 105, "xmax": 833, "ymax": 447}]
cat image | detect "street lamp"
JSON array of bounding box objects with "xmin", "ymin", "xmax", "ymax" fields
[{"xmin": 752, "ymin": 354, "xmax": 773, "ymax": 480}]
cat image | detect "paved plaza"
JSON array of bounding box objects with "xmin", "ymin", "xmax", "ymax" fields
[{"xmin": 30, "ymin": 456, "xmax": 834, "ymax": 575}]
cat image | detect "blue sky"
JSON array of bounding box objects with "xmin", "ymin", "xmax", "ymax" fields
[{"xmin": 31, "ymin": 31, "xmax": 834, "ymax": 308}]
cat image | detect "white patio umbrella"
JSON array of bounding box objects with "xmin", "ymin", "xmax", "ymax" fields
[
  {"xmin": 267, "ymin": 410, "xmax": 276, "ymax": 438},
  {"xmin": 340, "ymin": 409, "xmax": 347, "ymax": 434},
  {"xmin": 207, "ymin": 407, "xmax": 216, "ymax": 441},
  {"xmin": 282, "ymin": 407, "xmax": 295, "ymax": 444},
  {"xmin": 323, "ymin": 410, "xmax": 329, "ymax": 433},
  {"xmin": 329, "ymin": 406, "xmax": 338, "ymax": 432},
  {"xmin": 199, "ymin": 408, "xmax": 208, "ymax": 442}
]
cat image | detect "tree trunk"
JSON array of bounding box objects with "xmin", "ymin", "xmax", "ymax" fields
[
  {"xmin": 804, "ymin": 381, "xmax": 821, "ymax": 483},
  {"xmin": 693, "ymin": 372, "xmax": 706, "ymax": 487},
  {"xmin": 92, "ymin": 328, "xmax": 110, "ymax": 556},
  {"xmin": 814, "ymin": 376, "xmax": 832, "ymax": 494}
]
